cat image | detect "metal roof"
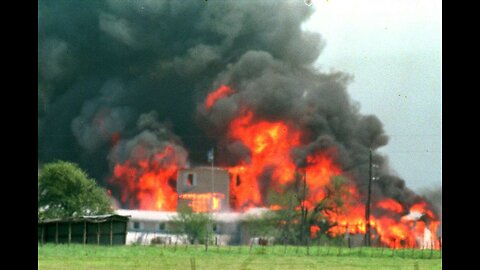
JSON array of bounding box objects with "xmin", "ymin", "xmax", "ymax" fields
[
  {"xmin": 179, "ymin": 166, "xmax": 228, "ymax": 172},
  {"xmin": 115, "ymin": 209, "xmax": 178, "ymax": 222},
  {"xmin": 114, "ymin": 208, "xmax": 270, "ymax": 223},
  {"xmin": 38, "ymin": 214, "xmax": 130, "ymax": 224}
]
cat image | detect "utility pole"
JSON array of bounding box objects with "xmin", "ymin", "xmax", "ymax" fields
[
  {"xmin": 206, "ymin": 147, "xmax": 214, "ymax": 251},
  {"xmin": 300, "ymin": 169, "xmax": 307, "ymax": 246},
  {"xmin": 303, "ymin": 170, "xmax": 308, "ymax": 246},
  {"xmin": 211, "ymin": 147, "xmax": 215, "ymax": 209},
  {"xmin": 365, "ymin": 149, "xmax": 372, "ymax": 247},
  {"xmin": 210, "ymin": 147, "xmax": 214, "ymax": 244}
]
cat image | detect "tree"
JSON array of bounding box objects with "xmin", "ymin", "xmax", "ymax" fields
[
  {"xmin": 266, "ymin": 186, "xmax": 302, "ymax": 245},
  {"xmin": 170, "ymin": 205, "xmax": 212, "ymax": 244},
  {"xmin": 38, "ymin": 160, "xmax": 113, "ymax": 219},
  {"xmin": 242, "ymin": 210, "xmax": 277, "ymax": 242},
  {"xmin": 266, "ymin": 173, "xmax": 351, "ymax": 245},
  {"xmin": 306, "ymin": 176, "xmax": 351, "ymax": 240}
]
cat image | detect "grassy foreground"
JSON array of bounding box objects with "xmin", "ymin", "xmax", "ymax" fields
[{"xmin": 38, "ymin": 244, "xmax": 441, "ymax": 270}]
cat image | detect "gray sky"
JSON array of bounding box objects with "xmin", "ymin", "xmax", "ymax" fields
[{"xmin": 302, "ymin": 0, "xmax": 441, "ymax": 192}]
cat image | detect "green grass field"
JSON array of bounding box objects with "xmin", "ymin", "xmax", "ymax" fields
[{"xmin": 38, "ymin": 244, "xmax": 442, "ymax": 270}]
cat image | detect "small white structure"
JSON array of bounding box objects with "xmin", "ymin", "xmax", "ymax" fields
[
  {"xmin": 115, "ymin": 209, "xmax": 259, "ymax": 245},
  {"xmin": 115, "ymin": 209, "xmax": 182, "ymax": 245}
]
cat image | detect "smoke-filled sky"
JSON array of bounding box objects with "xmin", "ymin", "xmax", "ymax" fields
[
  {"xmin": 38, "ymin": 0, "xmax": 441, "ymax": 209},
  {"xmin": 303, "ymin": 0, "xmax": 441, "ymax": 192}
]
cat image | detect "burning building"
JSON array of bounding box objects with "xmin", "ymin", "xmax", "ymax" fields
[
  {"xmin": 177, "ymin": 167, "xmax": 230, "ymax": 213},
  {"xmin": 115, "ymin": 208, "xmax": 252, "ymax": 245},
  {"xmin": 38, "ymin": 1, "xmax": 441, "ymax": 249}
]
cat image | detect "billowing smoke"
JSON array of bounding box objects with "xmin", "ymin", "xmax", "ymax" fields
[
  {"xmin": 38, "ymin": 0, "xmax": 431, "ymax": 213},
  {"xmin": 196, "ymin": 51, "xmax": 420, "ymax": 210}
]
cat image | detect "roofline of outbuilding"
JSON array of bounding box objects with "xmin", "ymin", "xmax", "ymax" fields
[{"xmin": 38, "ymin": 214, "xmax": 130, "ymax": 224}]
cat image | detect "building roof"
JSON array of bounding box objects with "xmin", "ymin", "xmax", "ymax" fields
[
  {"xmin": 179, "ymin": 166, "xmax": 228, "ymax": 172},
  {"xmin": 115, "ymin": 208, "xmax": 271, "ymax": 223},
  {"xmin": 115, "ymin": 209, "xmax": 178, "ymax": 222},
  {"xmin": 38, "ymin": 214, "xmax": 130, "ymax": 224}
]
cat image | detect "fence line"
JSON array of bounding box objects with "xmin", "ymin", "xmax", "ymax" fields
[{"xmin": 147, "ymin": 243, "xmax": 442, "ymax": 259}]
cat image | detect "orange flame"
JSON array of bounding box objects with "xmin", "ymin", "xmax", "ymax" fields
[
  {"xmin": 179, "ymin": 192, "xmax": 225, "ymax": 213},
  {"xmin": 376, "ymin": 198, "xmax": 404, "ymax": 213},
  {"xmin": 227, "ymin": 111, "xmax": 302, "ymax": 210},
  {"xmin": 221, "ymin": 102, "xmax": 440, "ymax": 248},
  {"xmin": 410, "ymin": 201, "xmax": 436, "ymax": 219},
  {"xmin": 110, "ymin": 145, "xmax": 181, "ymax": 211},
  {"xmin": 205, "ymin": 85, "xmax": 235, "ymax": 110},
  {"xmin": 310, "ymin": 225, "xmax": 321, "ymax": 238},
  {"xmin": 269, "ymin": 204, "xmax": 282, "ymax": 211}
]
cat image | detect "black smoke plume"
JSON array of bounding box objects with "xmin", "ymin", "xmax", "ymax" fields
[{"xmin": 38, "ymin": 0, "xmax": 432, "ymax": 213}]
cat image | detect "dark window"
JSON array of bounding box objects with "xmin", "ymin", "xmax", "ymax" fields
[
  {"xmin": 133, "ymin": 222, "xmax": 140, "ymax": 229},
  {"xmin": 212, "ymin": 223, "xmax": 218, "ymax": 233},
  {"xmin": 186, "ymin": 173, "xmax": 195, "ymax": 186},
  {"xmin": 159, "ymin": 223, "xmax": 165, "ymax": 231},
  {"xmin": 236, "ymin": 175, "xmax": 241, "ymax": 186}
]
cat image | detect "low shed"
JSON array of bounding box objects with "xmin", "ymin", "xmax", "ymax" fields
[{"xmin": 38, "ymin": 214, "xmax": 130, "ymax": 245}]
